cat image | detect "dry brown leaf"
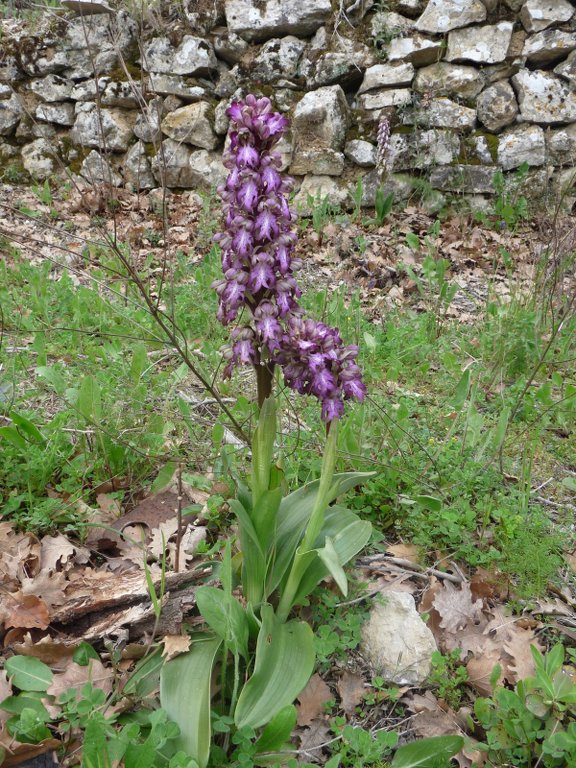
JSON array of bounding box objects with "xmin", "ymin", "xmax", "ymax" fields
[
  {"xmin": 5, "ymin": 594, "xmax": 50, "ymax": 630},
  {"xmin": 47, "ymin": 657, "xmax": 113, "ymax": 701},
  {"xmin": 10, "ymin": 635, "xmax": 79, "ymax": 667},
  {"xmin": 20, "ymin": 569, "xmax": 67, "ymax": 609},
  {"xmin": 386, "ymin": 543, "xmax": 421, "ymax": 563},
  {"xmin": 297, "ymin": 719, "xmax": 331, "ymax": 759},
  {"xmin": 0, "ymin": 739, "xmax": 61, "ymax": 768},
  {"xmin": 411, "ymin": 708, "xmax": 461, "ymax": 739},
  {"xmin": 161, "ymin": 634, "xmax": 191, "ymax": 660},
  {"xmin": 96, "ymin": 493, "xmax": 122, "ymax": 518},
  {"xmin": 502, "ymin": 627, "xmax": 542, "ymax": 683},
  {"xmin": 433, "ymin": 581, "xmax": 484, "ymax": 634},
  {"xmin": 167, "ymin": 525, "xmax": 207, "ymax": 571},
  {"xmin": 404, "ymin": 690, "xmax": 439, "ymax": 713},
  {"xmin": 466, "ymin": 645, "xmax": 503, "ymax": 696},
  {"xmin": 149, "ymin": 519, "xmax": 178, "ymax": 558},
  {"xmin": 40, "ymin": 534, "xmax": 87, "ymax": 571},
  {"xmin": 337, "ymin": 671, "xmax": 365, "ymax": 716},
  {"xmin": 296, "ymin": 674, "xmax": 332, "ymax": 727}
]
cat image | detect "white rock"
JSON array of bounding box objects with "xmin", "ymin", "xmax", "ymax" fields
[
  {"xmin": 292, "ymin": 175, "xmax": 349, "ymax": 213},
  {"xmin": 403, "ymin": 97, "xmax": 477, "ymax": 129},
  {"xmin": 188, "ymin": 149, "xmax": 227, "ymax": 189},
  {"xmin": 371, "ymin": 11, "xmax": 414, "ymax": 38},
  {"xmin": 357, "ymin": 89, "xmax": 413, "ymax": 110},
  {"xmin": 520, "ymin": 0, "xmax": 574, "ymax": 33},
  {"xmin": 213, "ymin": 30, "xmax": 249, "ymax": 64},
  {"xmin": 306, "ymin": 37, "xmax": 376, "ymax": 89},
  {"xmin": 21, "ymin": 138, "xmax": 56, "ymax": 179},
  {"xmin": 498, "ymin": 124, "xmax": 546, "ymax": 170},
  {"xmin": 396, "ymin": 0, "xmax": 424, "ymax": 16},
  {"xmin": 360, "ymin": 593, "xmax": 437, "ymax": 685},
  {"xmin": 416, "ymin": 0, "xmax": 486, "ymax": 34},
  {"xmin": 71, "ymin": 102, "xmax": 136, "ymax": 151},
  {"xmin": 358, "ymin": 63, "xmax": 415, "ymax": 93},
  {"xmin": 545, "ymin": 123, "xmax": 576, "ymax": 166},
  {"xmin": 0, "ymin": 93, "xmax": 22, "ymax": 136},
  {"xmin": 134, "ymin": 96, "xmax": 163, "ymax": 143},
  {"xmin": 413, "ymin": 62, "xmax": 484, "ymax": 98},
  {"xmin": 477, "ymin": 80, "xmax": 518, "ymax": 131},
  {"xmin": 446, "ymin": 22, "xmax": 514, "ymax": 63},
  {"xmin": 253, "ymin": 37, "xmax": 306, "ymax": 83},
  {"xmin": 80, "ymin": 149, "xmax": 122, "ymax": 186},
  {"xmin": 387, "ymin": 35, "xmax": 443, "ymax": 66},
  {"xmin": 344, "ymin": 140, "xmax": 377, "ymax": 167},
  {"xmin": 151, "ymin": 139, "xmax": 194, "ymax": 187},
  {"xmin": 29, "ymin": 74, "xmax": 73, "ymax": 102},
  {"xmin": 60, "ymin": 0, "xmax": 113, "ymax": 14},
  {"xmin": 555, "ymin": 50, "xmax": 576, "ymax": 86},
  {"xmin": 0, "ymin": 84, "xmax": 12, "ymax": 100},
  {"xmin": 160, "ymin": 102, "xmax": 217, "ymax": 150},
  {"xmin": 147, "ymin": 74, "xmax": 206, "ymax": 101},
  {"xmin": 523, "ymin": 30, "xmax": 576, "ymax": 65},
  {"xmin": 389, "ymin": 129, "xmax": 461, "ymax": 170},
  {"xmin": 291, "ymin": 85, "xmax": 349, "ymax": 176},
  {"xmin": 430, "ymin": 165, "xmax": 497, "ymax": 193},
  {"xmin": 225, "ymin": 0, "xmax": 332, "ymax": 42},
  {"xmin": 35, "ymin": 102, "xmax": 75, "ymax": 126},
  {"xmin": 101, "ymin": 80, "xmax": 142, "ymax": 109},
  {"xmin": 142, "ymin": 36, "xmax": 218, "ymax": 76},
  {"xmin": 123, "ymin": 141, "xmax": 155, "ymax": 190},
  {"xmin": 70, "ymin": 77, "xmax": 109, "ymax": 101},
  {"xmin": 513, "ymin": 69, "xmax": 576, "ymax": 124}
]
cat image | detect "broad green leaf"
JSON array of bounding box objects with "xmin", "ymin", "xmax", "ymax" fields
[
  {"xmin": 414, "ymin": 495, "xmax": 442, "ymax": 512},
  {"xmin": 151, "ymin": 462, "xmax": 177, "ymax": 493},
  {"xmin": 452, "ymin": 369, "xmax": 470, "ymax": 410},
  {"xmin": 234, "ymin": 605, "xmax": 315, "ymax": 730},
  {"xmin": 195, "ymin": 587, "xmax": 248, "ymax": 658},
  {"xmin": 4, "ymin": 656, "xmax": 53, "ymax": 692},
  {"xmin": 123, "ymin": 648, "xmax": 163, "ymax": 698},
  {"xmin": 231, "ymin": 498, "xmax": 267, "ymax": 606},
  {"xmin": 0, "ymin": 695, "xmax": 50, "ymax": 720},
  {"xmin": 82, "ymin": 715, "xmax": 110, "ymax": 768},
  {"xmin": 35, "ymin": 365, "xmax": 66, "ymax": 395},
  {"xmin": 316, "ymin": 536, "xmax": 348, "ymax": 596},
  {"xmin": 254, "ymin": 705, "xmax": 297, "ymax": 754},
  {"xmin": 391, "ymin": 735, "xmax": 464, "ymax": 767},
  {"xmin": 160, "ymin": 635, "xmax": 221, "ymax": 768},
  {"xmin": 78, "ymin": 375, "xmax": 102, "ymax": 422},
  {"xmin": 268, "ymin": 471, "xmax": 374, "ymax": 594},
  {"xmin": 130, "ymin": 343, "xmax": 148, "ymax": 385},
  {"xmin": 0, "ymin": 426, "xmax": 28, "ymax": 449},
  {"xmin": 9, "ymin": 411, "xmax": 46, "ymax": 445},
  {"xmin": 252, "ymin": 487, "xmax": 282, "ymax": 552},
  {"xmin": 73, "ymin": 642, "xmax": 100, "ymax": 667}
]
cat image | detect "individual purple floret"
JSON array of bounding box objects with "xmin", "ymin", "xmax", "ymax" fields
[{"xmin": 213, "ymin": 94, "xmax": 366, "ymax": 421}]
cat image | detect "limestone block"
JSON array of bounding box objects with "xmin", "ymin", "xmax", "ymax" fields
[
  {"xmin": 402, "ymin": 97, "xmax": 477, "ymax": 130},
  {"xmin": 124, "ymin": 142, "xmax": 156, "ymax": 190},
  {"xmin": 389, "ymin": 129, "xmax": 461, "ymax": 171},
  {"xmin": 101, "ymin": 81, "xmax": 142, "ymax": 109},
  {"xmin": 291, "ymin": 86, "xmax": 349, "ymax": 176},
  {"xmin": 477, "ymin": 81, "xmax": 518, "ymax": 132},
  {"xmin": 430, "ymin": 165, "xmax": 498, "ymax": 193},
  {"xmin": 555, "ymin": 50, "xmax": 576, "ymax": 86},
  {"xmin": 513, "ymin": 70, "xmax": 576, "ymax": 124},
  {"xmin": 413, "ymin": 62, "xmax": 484, "ymax": 99},
  {"xmin": 225, "ymin": 0, "xmax": 332, "ymax": 42},
  {"xmin": 306, "ymin": 38, "xmax": 376, "ymax": 89},
  {"xmin": 344, "ymin": 140, "xmax": 377, "ymax": 167},
  {"xmin": 546, "ymin": 124, "xmax": 576, "ymax": 166},
  {"xmin": 523, "ymin": 31, "xmax": 576, "ymax": 66},
  {"xmin": 21, "ymin": 138, "xmax": 56, "ymax": 180},
  {"xmin": 71, "ymin": 103, "xmax": 137, "ymax": 152},
  {"xmin": 359, "ymin": 63, "xmax": 415, "ymax": 93},
  {"xmin": 252, "ymin": 37, "xmax": 306, "ymax": 83},
  {"xmin": 35, "ymin": 102, "xmax": 75, "ymax": 126},
  {"xmin": 520, "ymin": 0, "xmax": 574, "ymax": 33},
  {"xmin": 0, "ymin": 84, "xmax": 12, "ymax": 100},
  {"xmin": 142, "ymin": 36, "xmax": 218, "ymax": 76},
  {"xmin": 498, "ymin": 124, "xmax": 546, "ymax": 170},
  {"xmin": 147, "ymin": 74, "xmax": 207, "ymax": 101},
  {"xmin": 446, "ymin": 22, "xmax": 514, "ymax": 64},
  {"xmin": 134, "ymin": 97, "xmax": 163, "ymax": 143},
  {"xmin": 29, "ymin": 74, "xmax": 73, "ymax": 102},
  {"xmin": 371, "ymin": 11, "xmax": 414, "ymax": 38},
  {"xmin": 387, "ymin": 35, "xmax": 443, "ymax": 66},
  {"xmin": 80, "ymin": 149, "xmax": 122, "ymax": 186},
  {"xmin": 212, "ymin": 30, "xmax": 249, "ymax": 64},
  {"xmin": 416, "ymin": 0, "xmax": 486, "ymax": 34},
  {"xmin": 160, "ymin": 102, "xmax": 217, "ymax": 150},
  {"xmin": 187, "ymin": 149, "xmax": 227, "ymax": 189},
  {"xmin": 70, "ymin": 78, "xmax": 109, "ymax": 102},
  {"xmin": 0, "ymin": 94, "xmax": 22, "ymax": 136},
  {"xmin": 151, "ymin": 139, "xmax": 194, "ymax": 187},
  {"xmin": 360, "ymin": 593, "xmax": 437, "ymax": 685},
  {"xmin": 357, "ymin": 89, "xmax": 413, "ymax": 111}
]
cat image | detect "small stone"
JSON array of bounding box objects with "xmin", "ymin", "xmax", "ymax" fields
[
  {"xmin": 416, "ymin": 0, "xmax": 486, "ymax": 34},
  {"xmin": 358, "ymin": 63, "xmax": 415, "ymax": 93},
  {"xmin": 252, "ymin": 37, "xmax": 306, "ymax": 83},
  {"xmin": 477, "ymin": 80, "xmax": 518, "ymax": 132},
  {"xmin": 150, "ymin": 139, "xmax": 193, "ymax": 187},
  {"xmin": 360, "ymin": 593, "xmax": 437, "ymax": 686},
  {"xmin": 523, "ymin": 30, "xmax": 576, "ymax": 66},
  {"xmin": 371, "ymin": 11, "xmax": 414, "ymax": 38},
  {"xmin": 35, "ymin": 101, "xmax": 75, "ymax": 126},
  {"xmin": 134, "ymin": 96, "xmax": 163, "ymax": 143},
  {"xmin": 306, "ymin": 37, "xmax": 376, "ymax": 89},
  {"xmin": 225, "ymin": 0, "xmax": 332, "ymax": 42},
  {"xmin": 389, "ymin": 129, "xmax": 460, "ymax": 171},
  {"xmin": 79, "ymin": 149, "xmax": 122, "ymax": 186},
  {"xmin": 60, "ymin": 0, "xmax": 113, "ymax": 14},
  {"xmin": 446, "ymin": 22, "xmax": 514, "ymax": 64},
  {"xmin": 291, "ymin": 85, "xmax": 349, "ymax": 176},
  {"xmin": 396, "ymin": 0, "xmax": 424, "ymax": 16},
  {"xmin": 142, "ymin": 36, "xmax": 218, "ymax": 76},
  {"xmin": 70, "ymin": 78, "xmax": 109, "ymax": 101},
  {"xmin": 124, "ymin": 142, "xmax": 156, "ymax": 190},
  {"xmin": 101, "ymin": 80, "xmax": 142, "ymax": 109},
  {"xmin": 21, "ymin": 138, "xmax": 56, "ymax": 179},
  {"xmin": 160, "ymin": 102, "xmax": 218, "ymax": 150},
  {"xmin": 71, "ymin": 103, "xmax": 136, "ymax": 152},
  {"xmin": 413, "ymin": 62, "xmax": 484, "ymax": 99},
  {"xmin": 147, "ymin": 74, "xmax": 206, "ymax": 101},
  {"xmin": 498, "ymin": 124, "xmax": 546, "ymax": 170},
  {"xmin": 344, "ymin": 139, "xmax": 377, "ymax": 167},
  {"xmin": 546, "ymin": 124, "xmax": 576, "ymax": 166},
  {"xmin": 0, "ymin": 93, "xmax": 22, "ymax": 136},
  {"xmin": 212, "ymin": 30, "xmax": 249, "ymax": 64},
  {"xmin": 520, "ymin": 0, "xmax": 574, "ymax": 33},
  {"xmin": 187, "ymin": 149, "xmax": 227, "ymax": 190}
]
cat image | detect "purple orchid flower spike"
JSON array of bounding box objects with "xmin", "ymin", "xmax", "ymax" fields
[{"xmin": 213, "ymin": 94, "xmax": 366, "ymax": 421}]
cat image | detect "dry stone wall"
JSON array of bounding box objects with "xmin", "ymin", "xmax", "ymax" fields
[{"xmin": 1, "ymin": 0, "xmax": 575, "ymax": 208}]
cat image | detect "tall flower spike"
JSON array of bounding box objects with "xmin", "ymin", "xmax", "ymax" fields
[
  {"xmin": 376, "ymin": 115, "xmax": 391, "ymax": 178},
  {"xmin": 213, "ymin": 95, "xmax": 366, "ymax": 421}
]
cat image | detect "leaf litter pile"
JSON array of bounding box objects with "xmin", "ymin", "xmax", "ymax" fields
[{"xmin": 1, "ymin": 181, "xmax": 576, "ymax": 766}]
